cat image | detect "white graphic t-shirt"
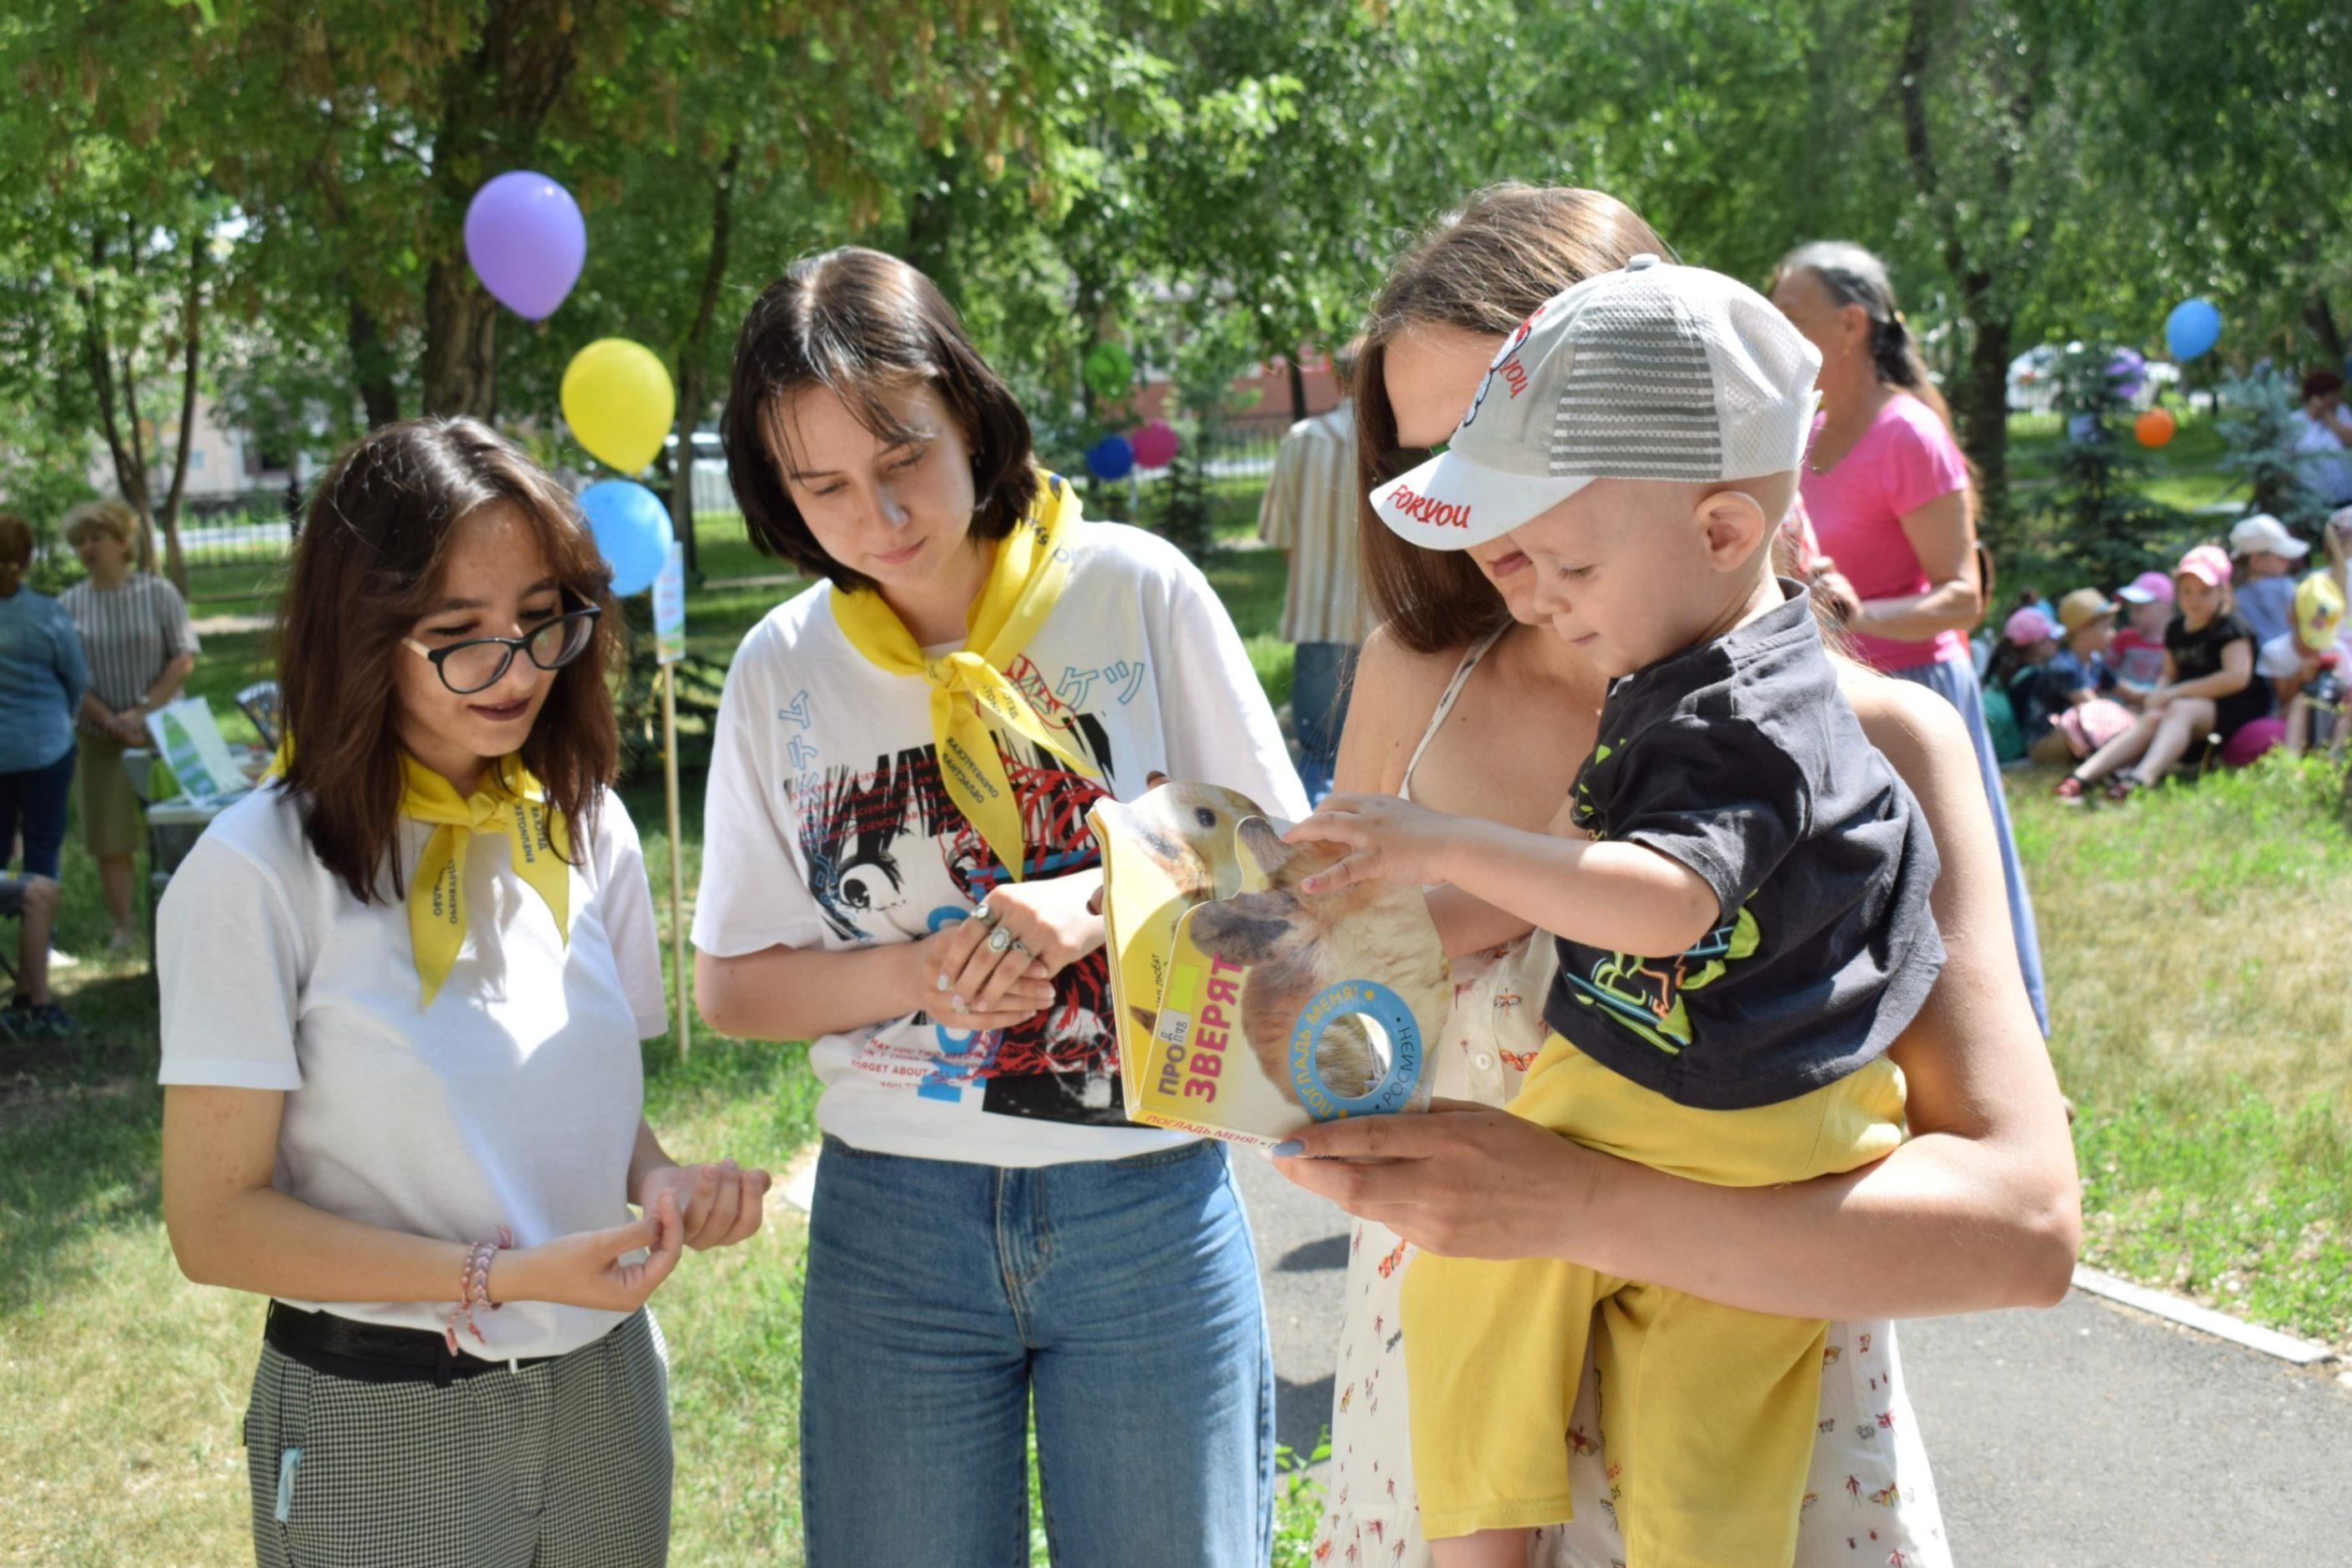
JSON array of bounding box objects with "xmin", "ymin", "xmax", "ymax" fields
[{"xmin": 694, "ymin": 519, "xmax": 1309, "ymax": 1167}]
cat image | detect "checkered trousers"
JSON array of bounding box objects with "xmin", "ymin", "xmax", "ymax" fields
[{"xmin": 244, "ymin": 1309, "xmax": 672, "ymax": 1567}]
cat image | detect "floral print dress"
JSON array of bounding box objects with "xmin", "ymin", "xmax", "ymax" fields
[{"xmin": 1311, "ymin": 629, "xmax": 1952, "ymax": 1568}]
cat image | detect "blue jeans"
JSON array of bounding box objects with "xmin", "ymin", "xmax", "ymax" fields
[
  {"xmin": 801, "ymin": 1135, "xmax": 1273, "ymax": 1567},
  {"xmin": 0, "ymin": 742, "xmax": 75, "ymax": 880},
  {"xmin": 1291, "ymin": 642, "xmax": 1357, "ymax": 803},
  {"xmin": 1891, "ymin": 655, "xmax": 2051, "ymax": 1037}
]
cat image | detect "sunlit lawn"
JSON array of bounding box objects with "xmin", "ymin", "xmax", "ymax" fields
[{"xmin": 13, "ymin": 455, "xmax": 2349, "ymax": 1562}]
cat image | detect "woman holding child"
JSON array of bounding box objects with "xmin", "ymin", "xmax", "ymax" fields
[
  {"xmin": 691, "ymin": 248, "xmax": 1304, "ymax": 1564},
  {"xmin": 1283, "ymin": 186, "xmax": 2078, "ymax": 1567}
]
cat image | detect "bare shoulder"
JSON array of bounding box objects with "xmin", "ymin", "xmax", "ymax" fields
[
  {"xmin": 1334, "ymin": 624, "xmax": 1479, "ymax": 795},
  {"xmin": 1838, "ymin": 661, "xmax": 1972, "ymax": 785}
]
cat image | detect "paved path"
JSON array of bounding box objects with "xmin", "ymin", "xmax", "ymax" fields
[{"xmin": 1232, "ymin": 1148, "xmax": 2352, "ymax": 1565}]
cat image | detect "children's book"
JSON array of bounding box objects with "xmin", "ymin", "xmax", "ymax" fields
[{"xmin": 1087, "ymin": 781, "xmax": 1452, "ymax": 1148}]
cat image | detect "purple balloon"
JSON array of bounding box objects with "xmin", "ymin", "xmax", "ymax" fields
[
  {"xmin": 2106, "ymin": 348, "xmax": 2147, "ymax": 400},
  {"xmin": 465, "ymin": 172, "xmax": 585, "ymax": 321}
]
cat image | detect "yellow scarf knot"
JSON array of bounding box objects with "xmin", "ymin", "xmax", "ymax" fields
[
  {"xmin": 830, "ymin": 470, "xmax": 1095, "ymax": 878},
  {"xmin": 400, "ymin": 754, "xmax": 571, "ymax": 1008}
]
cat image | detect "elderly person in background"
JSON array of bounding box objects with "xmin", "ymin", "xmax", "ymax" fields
[
  {"xmin": 0, "ymin": 510, "xmax": 90, "ymax": 902},
  {"xmin": 59, "ymin": 499, "xmax": 199, "ymax": 950},
  {"xmin": 2294, "ymin": 370, "xmax": 2352, "ymax": 507},
  {"xmin": 1768, "ymin": 240, "xmax": 2048, "ymax": 1038}
]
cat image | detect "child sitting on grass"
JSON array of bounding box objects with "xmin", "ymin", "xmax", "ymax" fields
[
  {"xmin": 2255, "ymin": 571, "xmax": 2346, "ymax": 757},
  {"xmin": 2057, "ymin": 545, "xmax": 2267, "ymax": 802},
  {"xmin": 2109, "ymin": 570, "xmax": 2174, "ymax": 701},
  {"xmin": 1286, "ymin": 257, "xmax": 1943, "ymax": 1568}
]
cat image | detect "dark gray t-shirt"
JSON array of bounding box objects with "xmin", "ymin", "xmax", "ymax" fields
[{"xmin": 1545, "ymin": 582, "xmax": 1945, "ymax": 1110}]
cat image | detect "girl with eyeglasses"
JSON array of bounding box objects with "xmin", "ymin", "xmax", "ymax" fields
[{"xmin": 157, "ymin": 417, "xmax": 769, "ymax": 1567}]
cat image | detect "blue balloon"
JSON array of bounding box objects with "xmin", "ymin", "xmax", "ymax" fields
[
  {"xmin": 580, "ymin": 479, "xmax": 675, "ymax": 596},
  {"xmin": 1084, "ymin": 433, "xmax": 1136, "ymax": 482},
  {"xmin": 2165, "ymin": 299, "xmax": 2221, "ymax": 362}
]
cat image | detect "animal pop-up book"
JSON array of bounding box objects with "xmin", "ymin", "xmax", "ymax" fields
[{"xmin": 1087, "ymin": 781, "xmax": 1453, "ymax": 1147}]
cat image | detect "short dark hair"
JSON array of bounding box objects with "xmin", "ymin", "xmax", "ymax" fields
[
  {"xmin": 721, "ymin": 247, "xmax": 1038, "ymax": 593},
  {"xmin": 0, "ymin": 511, "xmax": 32, "ymax": 569},
  {"xmin": 277, "ymin": 417, "xmax": 622, "ymax": 905},
  {"xmin": 2304, "ymin": 369, "xmax": 2344, "ymax": 402}
]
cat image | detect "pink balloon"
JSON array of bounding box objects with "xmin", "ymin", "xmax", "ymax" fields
[
  {"xmin": 465, "ymin": 172, "xmax": 585, "ymax": 320},
  {"xmin": 1130, "ymin": 419, "xmax": 1179, "ymax": 469}
]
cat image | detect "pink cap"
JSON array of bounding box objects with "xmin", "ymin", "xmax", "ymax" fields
[
  {"xmin": 2003, "ymin": 606, "xmax": 2059, "ymax": 646},
  {"xmin": 2116, "ymin": 570, "xmax": 2175, "ymax": 606},
  {"xmin": 2176, "ymin": 545, "xmax": 2234, "ymax": 589}
]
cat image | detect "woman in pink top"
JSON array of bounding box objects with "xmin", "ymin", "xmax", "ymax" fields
[{"xmin": 1770, "ymin": 240, "xmax": 2048, "ymax": 1035}]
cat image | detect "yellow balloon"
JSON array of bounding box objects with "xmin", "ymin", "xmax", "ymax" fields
[{"xmin": 561, "ymin": 339, "xmax": 675, "ymax": 473}]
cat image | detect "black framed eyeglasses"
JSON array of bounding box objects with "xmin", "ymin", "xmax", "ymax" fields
[{"xmin": 401, "ymin": 605, "xmax": 602, "ymax": 696}]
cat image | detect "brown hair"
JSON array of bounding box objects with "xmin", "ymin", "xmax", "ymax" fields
[
  {"xmin": 722, "ymin": 246, "xmax": 1038, "ymax": 594},
  {"xmin": 0, "ymin": 511, "xmax": 31, "ymax": 570},
  {"xmin": 2304, "ymin": 369, "xmax": 2344, "ymax": 403},
  {"xmin": 1354, "ymin": 185, "xmax": 1669, "ymax": 654},
  {"xmin": 276, "ymin": 417, "xmax": 622, "ymax": 904}
]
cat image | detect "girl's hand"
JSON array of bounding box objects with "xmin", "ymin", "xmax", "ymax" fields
[
  {"xmin": 1282, "ymin": 792, "xmax": 1458, "ymax": 894},
  {"xmin": 636, "ymin": 1158, "xmax": 771, "ymax": 1251},
  {"xmin": 495, "ymin": 1191, "xmax": 686, "ymax": 1310},
  {"xmin": 913, "ymin": 919, "xmax": 1055, "ymax": 1029},
  {"xmin": 952, "ymin": 873, "xmax": 1105, "ymax": 988},
  {"xmin": 1270, "ymin": 1099, "xmax": 1595, "ymax": 1259}
]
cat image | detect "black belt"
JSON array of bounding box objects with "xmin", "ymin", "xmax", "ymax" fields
[{"xmin": 264, "ymin": 1300, "xmax": 565, "ymax": 1388}]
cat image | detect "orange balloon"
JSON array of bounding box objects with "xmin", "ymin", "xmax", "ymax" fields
[{"xmin": 2135, "ymin": 408, "xmax": 2177, "ymax": 449}]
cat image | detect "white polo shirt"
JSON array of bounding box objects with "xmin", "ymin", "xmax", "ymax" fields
[{"xmin": 158, "ymin": 781, "xmax": 667, "ymax": 1359}]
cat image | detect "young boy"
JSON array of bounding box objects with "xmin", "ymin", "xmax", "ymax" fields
[{"xmin": 1288, "ymin": 257, "xmax": 1944, "ymax": 1567}]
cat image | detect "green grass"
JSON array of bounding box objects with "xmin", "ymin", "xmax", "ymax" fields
[
  {"xmin": 13, "ymin": 457, "xmax": 2350, "ymax": 1558},
  {"xmin": 2014, "ymin": 751, "xmax": 2352, "ymax": 1350}
]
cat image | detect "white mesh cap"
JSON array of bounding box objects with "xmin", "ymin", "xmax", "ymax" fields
[{"xmin": 1370, "ymin": 254, "xmax": 1822, "ymax": 550}]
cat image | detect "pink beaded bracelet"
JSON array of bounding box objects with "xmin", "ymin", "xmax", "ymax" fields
[{"xmin": 443, "ymin": 1226, "xmax": 515, "ymax": 1356}]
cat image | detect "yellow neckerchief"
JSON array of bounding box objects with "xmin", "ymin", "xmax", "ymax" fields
[
  {"xmin": 398, "ymin": 752, "xmax": 570, "ymax": 1008},
  {"xmin": 828, "ymin": 470, "xmax": 1094, "ymax": 879}
]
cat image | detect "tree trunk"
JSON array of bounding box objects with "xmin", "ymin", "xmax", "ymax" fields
[
  {"xmin": 81, "ymin": 229, "xmax": 160, "ymax": 574},
  {"xmin": 2308, "ymin": 293, "xmax": 2344, "ymax": 370},
  {"xmin": 416, "ymin": 0, "xmax": 599, "ymax": 418},
  {"xmin": 1956, "ymin": 306, "xmax": 2013, "ymax": 545},
  {"xmin": 153, "ymin": 228, "xmax": 206, "ymax": 593},
  {"xmin": 668, "ymin": 142, "xmax": 741, "ymax": 576},
  {"xmin": 347, "ymin": 290, "xmax": 402, "ymax": 427},
  {"xmin": 420, "ymin": 261, "xmax": 503, "ymax": 418},
  {"xmin": 1288, "ymin": 354, "xmax": 1309, "ymax": 424}
]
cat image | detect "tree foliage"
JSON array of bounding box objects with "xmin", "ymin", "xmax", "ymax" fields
[{"xmin": 3, "ymin": 0, "xmax": 2349, "ymax": 545}]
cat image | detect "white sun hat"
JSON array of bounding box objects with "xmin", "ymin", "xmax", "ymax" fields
[
  {"xmin": 1369, "ymin": 254, "xmax": 1823, "ymax": 550},
  {"xmin": 2229, "ymin": 512, "xmax": 2309, "ymax": 560}
]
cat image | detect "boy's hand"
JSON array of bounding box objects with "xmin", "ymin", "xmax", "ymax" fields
[{"xmin": 1283, "ymin": 793, "xmax": 1460, "ymax": 894}]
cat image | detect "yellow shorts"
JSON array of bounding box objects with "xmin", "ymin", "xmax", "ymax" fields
[{"xmin": 1401, "ymin": 1033, "xmax": 1905, "ymax": 1560}]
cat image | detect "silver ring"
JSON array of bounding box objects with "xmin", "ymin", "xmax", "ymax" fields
[
  {"xmin": 971, "ymin": 901, "xmax": 998, "ymax": 925},
  {"xmin": 988, "ymin": 926, "xmax": 1014, "ymax": 953}
]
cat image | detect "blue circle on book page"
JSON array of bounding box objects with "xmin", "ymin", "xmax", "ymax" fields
[{"xmin": 1288, "ymin": 979, "xmax": 1424, "ymax": 1119}]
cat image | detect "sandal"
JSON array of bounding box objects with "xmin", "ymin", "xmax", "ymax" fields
[
  {"xmin": 2103, "ymin": 771, "xmax": 2143, "ymax": 803},
  {"xmin": 2053, "ymin": 776, "xmax": 2088, "ymax": 805}
]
